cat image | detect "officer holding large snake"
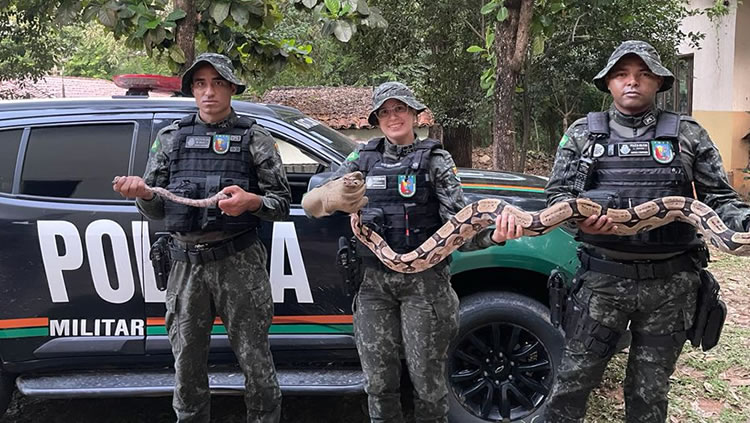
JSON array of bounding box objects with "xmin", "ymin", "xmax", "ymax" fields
[
  {"xmin": 112, "ymin": 53, "xmax": 290, "ymax": 423},
  {"xmin": 543, "ymin": 40, "xmax": 750, "ymax": 422},
  {"xmin": 302, "ymin": 81, "xmax": 523, "ymax": 423}
]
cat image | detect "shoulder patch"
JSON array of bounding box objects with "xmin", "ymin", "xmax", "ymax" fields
[
  {"xmin": 346, "ymin": 150, "xmax": 360, "ymax": 162},
  {"xmin": 150, "ymin": 139, "xmax": 160, "ymax": 153},
  {"xmin": 559, "ymin": 134, "xmax": 570, "ymax": 147}
]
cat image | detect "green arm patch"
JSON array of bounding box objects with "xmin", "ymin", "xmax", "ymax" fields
[
  {"xmin": 558, "ymin": 134, "xmax": 570, "ymax": 148},
  {"xmin": 346, "ymin": 150, "xmax": 359, "ymax": 162},
  {"xmin": 150, "ymin": 139, "xmax": 160, "ymax": 153}
]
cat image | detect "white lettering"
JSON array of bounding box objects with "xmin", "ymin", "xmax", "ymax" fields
[
  {"xmin": 49, "ymin": 319, "xmax": 70, "ymax": 336},
  {"xmin": 85, "ymin": 220, "xmax": 135, "ymax": 304},
  {"xmin": 130, "ymin": 319, "xmax": 144, "ymax": 336},
  {"xmin": 37, "ymin": 221, "xmax": 84, "ymax": 303},
  {"xmin": 48, "ymin": 319, "xmax": 145, "ymax": 337},
  {"xmin": 269, "ymin": 222, "xmax": 313, "ymax": 303},
  {"xmin": 80, "ymin": 319, "xmax": 93, "ymax": 336},
  {"xmin": 102, "ymin": 319, "xmax": 115, "ymax": 336},
  {"xmin": 39, "ymin": 220, "xmax": 316, "ymax": 305},
  {"xmin": 114, "ymin": 319, "xmax": 129, "ymax": 336}
]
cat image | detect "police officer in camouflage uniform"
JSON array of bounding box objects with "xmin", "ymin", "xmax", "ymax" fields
[
  {"xmin": 302, "ymin": 82, "xmax": 523, "ymax": 423},
  {"xmin": 543, "ymin": 41, "xmax": 750, "ymax": 422},
  {"xmin": 113, "ymin": 53, "xmax": 290, "ymax": 423}
]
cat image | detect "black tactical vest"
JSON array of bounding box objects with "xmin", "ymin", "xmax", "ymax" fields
[
  {"xmin": 164, "ymin": 114, "xmax": 262, "ymax": 233},
  {"xmin": 579, "ymin": 111, "xmax": 701, "ymax": 253},
  {"xmin": 355, "ymin": 138, "xmax": 444, "ymax": 254}
]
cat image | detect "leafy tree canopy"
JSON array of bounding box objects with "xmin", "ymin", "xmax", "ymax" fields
[{"xmin": 0, "ymin": 0, "xmax": 387, "ymax": 81}]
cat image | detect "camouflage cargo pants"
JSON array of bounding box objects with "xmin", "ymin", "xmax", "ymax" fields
[
  {"xmin": 543, "ymin": 266, "xmax": 701, "ymax": 423},
  {"xmin": 354, "ymin": 262, "xmax": 459, "ymax": 423},
  {"xmin": 165, "ymin": 239, "xmax": 282, "ymax": 423}
]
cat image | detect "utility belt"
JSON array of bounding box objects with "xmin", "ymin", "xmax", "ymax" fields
[
  {"xmin": 359, "ymin": 252, "xmax": 450, "ymax": 273},
  {"xmin": 169, "ymin": 229, "xmax": 258, "ymax": 265},
  {"xmin": 549, "ymin": 245, "xmax": 725, "ymax": 353},
  {"xmin": 577, "ymin": 247, "xmax": 705, "ymax": 279}
]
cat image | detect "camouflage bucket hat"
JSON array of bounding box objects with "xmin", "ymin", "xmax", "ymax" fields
[
  {"xmin": 368, "ymin": 82, "xmax": 427, "ymax": 126},
  {"xmin": 593, "ymin": 40, "xmax": 674, "ymax": 93},
  {"xmin": 181, "ymin": 53, "xmax": 246, "ymax": 96}
]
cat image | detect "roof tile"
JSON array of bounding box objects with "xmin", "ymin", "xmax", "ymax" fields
[{"xmin": 261, "ymin": 86, "xmax": 434, "ymax": 129}]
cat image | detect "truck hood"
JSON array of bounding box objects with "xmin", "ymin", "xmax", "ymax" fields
[{"xmin": 457, "ymin": 168, "xmax": 548, "ymax": 212}]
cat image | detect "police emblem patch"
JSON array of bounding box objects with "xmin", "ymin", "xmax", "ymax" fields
[
  {"xmin": 651, "ymin": 140, "xmax": 675, "ymax": 164},
  {"xmin": 398, "ymin": 175, "xmax": 416, "ymax": 198},
  {"xmin": 212, "ymin": 134, "xmax": 230, "ymax": 154}
]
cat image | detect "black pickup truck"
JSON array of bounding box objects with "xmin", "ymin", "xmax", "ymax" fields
[{"xmin": 0, "ymin": 96, "xmax": 579, "ymax": 422}]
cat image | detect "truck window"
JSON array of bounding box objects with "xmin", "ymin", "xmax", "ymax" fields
[
  {"xmin": 20, "ymin": 123, "xmax": 134, "ymax": 200},
  {"xmin": 0, "ymin": 129, "xmax": 22, "ymax": 193}
]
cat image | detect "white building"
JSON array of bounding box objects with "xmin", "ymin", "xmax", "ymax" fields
[{"xmin": 677, "ymin": 0, "xmax": 750, "ymax": 196}]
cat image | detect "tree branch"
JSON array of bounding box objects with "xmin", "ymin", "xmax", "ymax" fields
[
  {"xmin": 509, "ymin": 0, "xmax": 533, "ymax": 72},
  {"xmin": 464, "ymin": 17, "xmax": 484, "ymax": 42}
]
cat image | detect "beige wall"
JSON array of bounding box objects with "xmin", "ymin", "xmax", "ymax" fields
[
  {"xmin": 733, "ymin": 3, "xmax": 750, "ymax": 110},
  {"xmin": 339, "ymin": 127, "xmax": 430, "ymax": 143},
  {"xmin": 679, "ymin": 0, "xmax": 738, "ymax": 111},
  {"xmin": 693, "ymin": 111, "xmax": 750, "ymax": 196},
  {"xmin": 680, "ymin": 1, "xmax": 750, "ymax": 195}
]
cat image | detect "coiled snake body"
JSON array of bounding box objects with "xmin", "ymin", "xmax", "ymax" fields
[{"xmin": 116, "ymin": 177, "xmax": 750, "ymax": 274}]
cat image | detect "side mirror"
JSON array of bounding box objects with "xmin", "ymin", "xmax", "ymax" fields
[{"xmin": 307, "ymin": 171, "xmax": 334, "ymax": 192}]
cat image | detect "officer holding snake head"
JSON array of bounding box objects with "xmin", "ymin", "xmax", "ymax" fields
[
  {"xmin": 113, "ymin": 53, "xmax": 290, "ymax": 423},
  {"xmin": 543, "ymin": 40, "xmax": 750, "ymax": 422},
  {"xmin": 302, "ymin": 81, "xmax": 523, "ymax": 423}
]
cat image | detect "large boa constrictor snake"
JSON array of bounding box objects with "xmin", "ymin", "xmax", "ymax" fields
[{"xmin": 115, "ymin": 176, "xmax": 750, "ymax": 274}]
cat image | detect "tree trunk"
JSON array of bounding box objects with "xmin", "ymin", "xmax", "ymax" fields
[
  {"xmin": 518, "ymin": 77, "xmax": 531, "ymax": 172},
  {"xmin": 174, "ymin": 0, "xmax": 197, "ymax": 74},
  {"xmin": 442, "ymin": 125, "xmax": 473, "ymax": 168},
  {"xmin": 492, "ymin": 0, "xmax": 533, "ymax": 171}
]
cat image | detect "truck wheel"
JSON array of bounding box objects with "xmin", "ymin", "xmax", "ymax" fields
[
  {"xmin": 447, "ymin": 292, "xmax": 564, "ymax": 423},
  {"xmin": 0, "ymin": 370, "xmax": 14, "ymax": 418}
]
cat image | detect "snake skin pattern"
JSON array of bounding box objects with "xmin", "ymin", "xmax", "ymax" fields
[
  {"xmin": 112, "ymin": 177, "xmax": 229, "ymax": 207},
  {"xmin": 351, "ymin": 196, "xmax": 750, "ymax": 273},
  {"xmin": 115, "ymin": 178, "xmax": 750, "ymax": 274}
]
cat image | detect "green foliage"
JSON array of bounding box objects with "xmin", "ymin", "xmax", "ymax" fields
[
  {"xmin": 1, "ymin": 0, "xmax": 386, "ymax": 81},
  {"xmin": 465, "ymin": 0, "xmax": 707, "ymax": 154},
  {"xmin": 293, "ymin": 0, "xmax": 387, "ymax": 42},
  {"xmin": 524, "ymin": 0, "xmax": 705, "ymax": 151},
  {"xmin": 336, "ymin": 0, "xmax": 491, "ymax": 136},
  {"xmin": 0, "ymin": 4, "xmax": 65, "ymax": 82},
  {"xmin": 60, "ymin": 22, "xmax": 170, "ymax": 78},
  {"xmin": 704, "ymin": 0, "xmax": 742, "ymax": 21}
]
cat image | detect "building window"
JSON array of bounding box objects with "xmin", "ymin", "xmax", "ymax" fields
[
  {"xmin": 20, "ymin": 123, "xmax": 134, "ymax": 200},
  {"xmin": 658, "ymin": 54, "xmax": 693, "ymax": 115}
]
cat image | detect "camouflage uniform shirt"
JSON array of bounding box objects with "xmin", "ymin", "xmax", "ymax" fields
[
  {"xmin": 546, "ymin": 106, "xmax": 750, "ymax": 255},
  {"xmin": 328, "ymin": 136, "xmax": 500, "ymax": 250},
  {"xmin": 136, "ymin": 109, "xmax": 291, "ymax": 241}
]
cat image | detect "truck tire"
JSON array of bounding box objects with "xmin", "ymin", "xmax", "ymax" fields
[{"xmin": 447, "ymin": 292, "xmax": 564, "ymax": 423}]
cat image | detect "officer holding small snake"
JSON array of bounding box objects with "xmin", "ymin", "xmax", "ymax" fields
[
  {"xmin": 302, "ymin": 81, "xmax": 523, "ymax": 423},
  {"xmin": 543, "ymin": 40, "xmax": 750, "ymax": 422},
  {"xmin": 112, "ymin": 53, "xmax": 290, "ymax": 423}
]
